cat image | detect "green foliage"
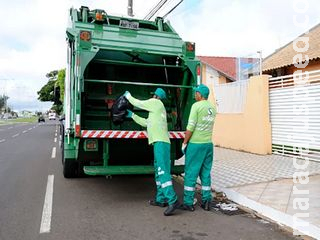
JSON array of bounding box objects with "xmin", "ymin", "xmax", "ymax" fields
[
  {"xmin": 56, "ymin": 69, "xmax": 65, "ymax": 102},
  {"xmin": 37, "ymin": 79, "xmax": 55, "ymax": 102},
  {"xmin": 37, "ymin": 69, "xmax": 65, "ymax": 115},
  {"xmin": 46, "ymin": 70, "xmax": 59, "ymax": 80},
  {"xmin": 0, "ymin": 94, "xmax": 9, "ymax": 110}
]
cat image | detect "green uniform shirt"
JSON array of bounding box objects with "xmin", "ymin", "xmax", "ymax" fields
[
  {"xmin": 127, "ymin": 95, "xmax": 170, "ymax": 145},
  {"xmin": 187, "ymin": 100, "xmax": 216, "ymax": 143}
]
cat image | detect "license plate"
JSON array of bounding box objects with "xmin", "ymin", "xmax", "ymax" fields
[{"xmin": 119, "ymin": 20, "xmax": 139, "ymax": 30}]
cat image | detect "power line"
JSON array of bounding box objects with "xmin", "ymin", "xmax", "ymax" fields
[
  {"xmin": 162, "ymin": 0, "xmax": 183, "ymax": 19},
  {"xmin": 144, "ymin": 0, "xmax": 168, "ymax": 20}
]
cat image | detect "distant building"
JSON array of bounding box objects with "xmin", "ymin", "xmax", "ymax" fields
[
  {"xmin": 198, "ymin": 56, "xmax": 260, "ymax": 85},
  {"xmin": 19, "ymin": 110, "xmax": 33, "ymax": 118},
  {"xmin": 198, "ymin": 56, "xmax": 236, "ymax": 85}
]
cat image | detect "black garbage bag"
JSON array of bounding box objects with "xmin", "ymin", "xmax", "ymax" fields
[{"xmin": 111, "ymin": 95, "xmax": 133, "ymax": 125}]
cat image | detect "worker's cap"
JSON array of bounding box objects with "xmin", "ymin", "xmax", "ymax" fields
[
  {"xmin": 194, "ymin": 84, "xmax": 209, "ymax": 98},
  {"xmin": 153, "ymin": 88, "xmax": 167, "ymax": 100}
]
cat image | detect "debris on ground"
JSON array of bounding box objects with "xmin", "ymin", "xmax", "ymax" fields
[{"xmin": 208, "ymin": 191, "xmax": 247, "ymax": 216}]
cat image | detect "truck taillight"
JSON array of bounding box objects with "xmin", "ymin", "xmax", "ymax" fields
[
  {"xmin": 95, "ymin": 11, "xmax": 104, "ymax": 21},
  {"xmin": 196, "ymin": 65, "xmax": 201, "ymax": 85},
  {"xmin": 80, "ymin": 31, "xmax": 91, "ymax": 41},
  {"xmin": 75, "ymin": 114, "xmax": 80, "ymax": 137},
  {"xmin": 186, "ymin": 42, "xmax": 195, "ymax": 52},
  {"xmin": 197, "ymin": 65, "xmax": 201, "ymax": 76}
]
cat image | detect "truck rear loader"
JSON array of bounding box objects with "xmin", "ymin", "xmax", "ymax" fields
[{"xmin": 62, "ymin": 6, "xmax": 201, "ymax": 178}]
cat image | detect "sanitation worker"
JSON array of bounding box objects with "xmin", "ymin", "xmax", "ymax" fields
[
  {"xmin": 124, "ymin": 88, "xmax": 181, "ymax": 216},
  {"xmin": 181, "ymin": 84, "xmax": 216, "ymax": 211}
]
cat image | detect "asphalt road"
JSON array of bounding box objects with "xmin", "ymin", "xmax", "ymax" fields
[{"xmin": 0, "ymin": 121, "xmax": 300, "ymax": 240}]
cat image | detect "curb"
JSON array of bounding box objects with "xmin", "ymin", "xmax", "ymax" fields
[{"xmin": 222, "ymin": 187, "xmax": 320, "ymax": 240}]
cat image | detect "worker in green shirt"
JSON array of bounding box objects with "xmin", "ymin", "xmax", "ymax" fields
[
  {"xmin": 181, "ymin": 84, "xmax": 216, "ymax": 211},
  {"xmin": 124, "ymin": 88, "xmax": 180, "ymax": 216}
]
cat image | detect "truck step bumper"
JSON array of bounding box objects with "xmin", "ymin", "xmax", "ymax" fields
[{"xmin": 83, "ymin": 165, "xmax": 184, "ymax": 175}]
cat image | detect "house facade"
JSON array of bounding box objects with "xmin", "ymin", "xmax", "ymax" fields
[{"xmin": 263, "ymin": 23, "xmax": 320, "ymax": 77}]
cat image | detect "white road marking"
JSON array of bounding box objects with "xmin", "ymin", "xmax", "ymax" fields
[
  {"xmin": 8, "ymin": 127, "xmax": 13, "ymax": 129},
  {"xmin": 12, "ymin": 133, "xmax": 19, "ymax": 138},
  {"xmin": 28, "ymin": 128, "xmax": 32, "ymax": 131},
  {"xmin": 0, "ymin": 139, "xmax": 5, "ymax": 143},
  {"xmin": 23, "ymin": 130, "xmax": 28, "ymax": 133},
  {"xmin": 54, "ymin": 138, "xmax": 57, "ymax": 143},
  {"xmin": 51, "ymin": 147, "xmax": 56, "ymax": 158},
  {"xmin": 54, "ymin": 133, "xmax": 57, "ymax": 137},
  {"xmin": 39, "ymin": 175, "xmax": 54, "ymax": 234}
]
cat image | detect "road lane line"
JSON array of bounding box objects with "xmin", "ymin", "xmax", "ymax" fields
[
  {"xmin": 54, "ymin": 133, "xmax": 57, "ymax": 137},
  {"xmin": 28, "ymin": 128, "xmax": 32, "ymax": 131},
  {"xmin": 51, "ymin": 147, "xmax": 56, "ymax": 158},
  {"xmin": 39, "ymin": 175, "xmax": 54, "ymax": 234},
  {"xmin": 23, "ymin": 130, "xmax": 28, "ymax": 133},
  {"xmin": 54, "ymin": 138, "xmax": 57, "ymax": 143},
  {"xmin": 0, "ymin": 139, "xmax": 5, "ymax": 143},
  {"xmin": 12, "ymin": 133, "xmax": 19, "ymax": 138}
]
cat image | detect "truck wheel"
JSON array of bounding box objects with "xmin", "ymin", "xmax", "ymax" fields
[{"xmin": 63, "ymin": 158, "xmax": 77, "ymax": 178}]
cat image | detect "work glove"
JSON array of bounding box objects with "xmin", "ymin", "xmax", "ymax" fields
[
  {"xmin": 181, "ymin": 143, "xmax": 187, "ymax": 154},
  {"xmin": 126, "ymin": 110, "xmax": 133, "ymax": 118},
  {"xmin": 123, "ymin": 91, "xmax": 131, "ymax": 99}
]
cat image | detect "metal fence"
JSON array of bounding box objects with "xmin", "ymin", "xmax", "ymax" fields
[
  {"xmin": 214, "ymin": 80, "xmax": 249, "ymax": 113},
  {"xmin": 269, "ymin": 70, "xmax": 320, "ymax": 162}
]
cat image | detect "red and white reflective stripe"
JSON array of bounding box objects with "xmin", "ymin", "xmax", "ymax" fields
[
  {"xmin": 169, "ymin": 131, "xmax": 185, "ymax": 139},
  {"xmin": 81, "ymin": 130, "xmax": 185, "ymax": 139}
]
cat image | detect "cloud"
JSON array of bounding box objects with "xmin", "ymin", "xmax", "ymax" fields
[{"xmin": 168, "ymin": 0, "xmax": 320, "ymax": 57}]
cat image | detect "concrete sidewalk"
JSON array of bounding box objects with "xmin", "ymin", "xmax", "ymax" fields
[{"xmin": 212, "ymin": 147, "xmax": 320, "ymax": 239}]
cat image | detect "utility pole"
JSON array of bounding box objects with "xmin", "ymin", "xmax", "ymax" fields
[
  {"xmin": 257, "ymin": 50, "xmax": 262, "ymax": 75},
  {"xmin": 128, "ymin": 0, "xmax": 133, "ymax": 17}
]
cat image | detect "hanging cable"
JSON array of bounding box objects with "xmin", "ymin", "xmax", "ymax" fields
[
  {"xmin": 162, "ymin": 0, "xmax": 183, "ymax": 19},
  {"xmin": 144, "ymin": 0, "xmax": 168, "ymax": 20}
]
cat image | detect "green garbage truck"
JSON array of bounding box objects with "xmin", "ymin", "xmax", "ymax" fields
[{"xmin": 62, "ymin": 6, "xmax": 201, "ymax": 178}]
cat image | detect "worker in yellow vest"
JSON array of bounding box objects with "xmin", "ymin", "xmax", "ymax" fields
[
  {"xmin": 124, "ymin": 88, "xmax": 180, "ymax": 216},
  {"xmin": 181, "ymin": 84, "xmax": 216, "ymax": 211}
]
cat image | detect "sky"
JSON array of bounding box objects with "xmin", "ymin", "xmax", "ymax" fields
[{"xmin": 1, "ymin": 0, "xmax": 320, "ymax": 112}]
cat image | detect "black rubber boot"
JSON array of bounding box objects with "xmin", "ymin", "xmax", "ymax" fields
[
  {"xmin": 201, "ymin": 200, "xmax": 211, "ymax": 211},
  {"xmin": 148, "ymin": 199, "xmax": 168, "ymax": 208},
  {"xmin": 164, "ymin": 200, "xmax": 181, "ymax": 216},
  {"xmin": 180, "ymin": 204, "xmax": 195, "ymax": 211}
]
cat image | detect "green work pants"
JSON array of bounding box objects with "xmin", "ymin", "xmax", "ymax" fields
[
  {"xmin": 154, "ymin": 142, "xmax": 177, "ymax": 205},
  {"xmin": 184, "ymin": 142, "xmax": 214, "ymax": 206}
]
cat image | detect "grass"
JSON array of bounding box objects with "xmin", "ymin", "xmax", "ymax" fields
[{"xmin": 0, "ymin": 117, "xmax": 37, "ymax": 125}]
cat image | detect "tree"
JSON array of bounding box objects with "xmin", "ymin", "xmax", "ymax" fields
[
  {"xmin": 56, "ymin": 69, "xmax": 65, "ymax": 103},
  {"xmin": 37, "ymin": 69, "xmax": 65, "ymax": 114},
  {"xmin": 0, "ymin": 94, "xmax": 9, "ymax": 111},
  {"xmin": 37, "ymin": 79, "xmax": 56, "ymax": 102}
]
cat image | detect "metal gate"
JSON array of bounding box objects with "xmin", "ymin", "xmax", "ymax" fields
[{"xmin": 269, "ymin": 70, "xmax": 320, "ymax": 162}]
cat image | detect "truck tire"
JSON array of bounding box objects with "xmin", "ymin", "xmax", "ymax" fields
[{"xmin": 63, "ymin": 158, "xmax": 77, "ymax": 178}]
